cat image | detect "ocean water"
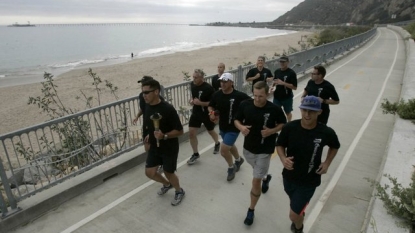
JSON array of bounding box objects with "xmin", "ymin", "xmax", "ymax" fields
[{"xmin": 0, "ymin": 24, "xmax": 294, "ymax": 87}]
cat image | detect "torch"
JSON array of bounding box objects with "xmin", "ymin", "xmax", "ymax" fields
[{"xmin": 150, "ymin": 113, "xmax": 162, "ymax": 147}]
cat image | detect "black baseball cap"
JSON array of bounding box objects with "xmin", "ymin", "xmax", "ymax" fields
[
  {"xmin": 279, "ymin": 56, "xmax": 289, "ymax": 62},
  {"xmin": 137, "ymin": 76, "xmax": 153, "ymax": 83}
]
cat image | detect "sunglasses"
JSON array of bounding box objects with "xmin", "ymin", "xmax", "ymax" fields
[
  {"xmin": 311, "ymin": 73, "xmax": 319, "ymax": 75},
  {"xmin": 142, "ymin": 89, "xmax": 156, "ymax": 95}
]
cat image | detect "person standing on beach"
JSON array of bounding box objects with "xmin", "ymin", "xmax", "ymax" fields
[
  {"xmin": 234, "ymin": 81, "xmax": 286, "ymax": 226},
  {"xmin": 246, "ymin": 56, "xmax": 273, "ymax": 92},
  {"xmin": 208, "ymin": 73, "xmax": 251, "ymax": 181},
  {"xmin": 301, "ymin": 65, "xmax": 339, "ymax": 125},
  {"xmin": 211, "ymin": 62, "xmax": 225, "ymax": 91},
  {"xmin": 187, "ymin": 69, "xmax": 221, "ymax": 165},
  {"xmin": 276, "ymin": 96, "xmax": 340, "ymax": 233},
  {"xmin": 272, "ymin": 55, "xmax": 297, "ymax": 122},
  {"xmin": 142, "ymin": 79, "xmax": 186, "ymax": 206}
]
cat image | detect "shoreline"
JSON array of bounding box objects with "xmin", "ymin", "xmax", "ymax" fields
[
  {"xmin": 0, "ymin": 31, "xmax": 313, "ymax": 136},
  {"xmin": 0, "ymin": 28, "xmax": 296, "ymax": 89}
]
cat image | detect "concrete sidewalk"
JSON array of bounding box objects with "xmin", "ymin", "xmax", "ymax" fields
[{"xmin": 364, "ymin": 26, "xmax": 415, "ymax": 233}]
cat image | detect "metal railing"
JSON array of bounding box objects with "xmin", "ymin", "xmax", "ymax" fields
[{"xmin": 0, "ymin": 27, "xmax": 377, "ymax": 218}]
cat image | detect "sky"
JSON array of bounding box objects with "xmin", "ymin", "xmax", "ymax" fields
[{"xmin": 0, "ymin": 0, "xmax": 304, "ymax": 25}]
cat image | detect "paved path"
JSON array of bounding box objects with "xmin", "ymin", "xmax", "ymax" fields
[{"xmin": 10, "ymin": 27, "xmax": 406, "ymax": 233}]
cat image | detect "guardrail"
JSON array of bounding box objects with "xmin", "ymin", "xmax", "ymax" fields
[{"xmin": 0, "ymin": 27, "xmax": 377, "ymax": 218}]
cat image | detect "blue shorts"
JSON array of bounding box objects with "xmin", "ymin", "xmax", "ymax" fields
[
  {"xmin": 273, "ymin": 98, "xmax": 293, "ymax": 114},
  {"xmin": 219, "ymin": 131, "xmax": 240, "ymax": 146},
  {"xmin": 283, "ymin": 179, "xmax": 316, "ymax": 215}
]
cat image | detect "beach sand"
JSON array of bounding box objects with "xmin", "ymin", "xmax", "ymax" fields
[{"xmin": 0, "ymin": 31, "xmax": 313, "ymax": 136}]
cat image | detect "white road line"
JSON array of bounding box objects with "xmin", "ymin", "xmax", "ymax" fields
[
  {"xmin": 304, "ymin": 29, "xmax": 400, "ymax": 232},
  {"xmin": 61, "ymin": 143, "xmax": 217, "ymax": 233}
]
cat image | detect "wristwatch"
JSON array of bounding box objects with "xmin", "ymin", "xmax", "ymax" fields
[{"xmin": 163, "ymin": 134, "xmax": 168, "ymax": 140}]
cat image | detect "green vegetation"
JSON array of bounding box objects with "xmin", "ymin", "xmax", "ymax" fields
[
  {"xmin": 21, "ymin": 69, "xmax": 125, "ymax": 173},
  {"xmin": 404, "ymin": 22, "xmax": 415, "ymax": 40},
  {"xmin": 367, "ymin": 98, "xmax": 415, "ymax": 231},
  {"xmin": 313, "ymin": 26, "xmax": 372, "ymax": 46},
  {"xmin": 381, "ymin": 98, "xmax": 415, "ymax": 124},
  {"xmin": 367, "ymin": 173, "xmax": 415, "ymax": 231}
]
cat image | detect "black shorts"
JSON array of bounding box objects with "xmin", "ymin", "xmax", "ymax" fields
[
  {"xmin": 145, "ymin": 144, "xmax": 179, "ymax": 173},
  {"xmin": 189, "ymin": 113, "xmax": 215, "ymax": 131},
  {"xmin": 283, "ymin": 179, "xmax": 316, "ymax": 215}
]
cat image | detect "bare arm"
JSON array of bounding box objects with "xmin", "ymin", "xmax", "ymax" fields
[
  {"xmin": 133, "ymin": 108, "xmax": 143, "ymax": 125},
  {"xmin": 274, "ymin": 79, "xmax": 297, "ymax": 90},
  {"xmin": 192, "ymin": 98, "xmax": 211, "ymax": 107},
  {"xmin": 316, "ymin": 147, "xmax": 338, "ymax": 174},
  {"xmin": 154, "ymin": 129, "xmax": 183, "ymax": 140},
  {"xmin": 321, "ymin": 98, "xmax": 339, "ymax": 105},
  {"xmin": 277, "ymin": 146, "xmax": 294, "ymax": 170},
  {"xmin": 261, "ymin": 123, "xmax": 284, "ymax": 138},
  {"xmin": 301, "ymin": 90, "xmax": 308, "ymax": 101},
  {"xmin": 246, "ymin": 73, "xmax": 261, "ymax": 82}
]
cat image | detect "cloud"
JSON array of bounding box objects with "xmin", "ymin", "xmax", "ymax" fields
[{"xmin": 0, "ymin": 0, "xmax": 304, "ymax": 25}]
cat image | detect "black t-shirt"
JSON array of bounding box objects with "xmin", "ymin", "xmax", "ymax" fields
[
  {"xmin": 211, "ymin": 74, "xmax": 221, "ymax": 91},
  {"xmin": 139, "ymin": 92, "xmax": 165, "ymax": 117},
  {"xmin": 246, "ymin": 67, "xmax": 273, "ymax": 91},
  {"xmin": 273, "ymin": 68, "xmax": 297, "ymax": 99},
  {"xmin": 191, "ymin": 82, "xmax": 215, "ymax": 116},
  {"xmin": 235, "ymin": 99, "xmax": 287, "ymax": 154},
  {"xmin": 209, "ymin": 90, "xmax": 251, "ymax": 132},
  {"xmin": 143, "ymin": 100, "xmax": 183, "ymax": 150},
  {"xmin": 276, "ymin": 120, "xmax": 340, "ymax": 187},
  {"xmin": 304, "ymin": 79, "xmax": 339, "ymax": 110}
]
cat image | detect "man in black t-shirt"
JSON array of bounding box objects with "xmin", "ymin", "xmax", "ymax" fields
[
  {"xmin": 187, "ymin": 69, "xmax": 220, "ymax": 165},
  {"xmin": 246, "ymin": 56, "xmax": 273, "ymax": 92},
  {"xmin": 235, "ymin": 81, "xmax": 286, "ymax": 226},
  {"xmin": 142, "ymin": 79, "xmax": 185, "ymax": 206},
  {"xmin": 301, "ymin": 65, "xmax": 339, "ymax": 125},
  {"xmin": 133, "ymin": 76, "xmax": 165, "ymax": 151},
  {"xmin": 211, "ymin": 62, "xmax": 225, "ymax": 91},
  {"xmin": 276, "ymin": 96, "xmax": 340, "ymax": 233},
  {"xmin": 272, "ymin": 56, "xmax": 298, "ymax": 121},
  {"xmin": 208, "ymin": 73, "xmax": 251, "ymax": 182}
]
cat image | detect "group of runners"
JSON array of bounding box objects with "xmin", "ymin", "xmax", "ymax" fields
[{"xmin": 133, "ymin": 56, "xmax": 341, "ymax": 233}]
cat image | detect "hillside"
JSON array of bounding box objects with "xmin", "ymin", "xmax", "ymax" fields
[{"xmin": 273, "ymin": 0, "xmax": 415, "ymax": 25}]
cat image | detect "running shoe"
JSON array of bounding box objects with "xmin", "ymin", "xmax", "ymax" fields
[
  {"xmin": 171, "ymin": 188, "xmax": 185, "ymax": 206},
  {"xmin": 234, "ymin": 157, "xmax": 245, "ymax": 172},
  {"xmin": 213, "ymin": 142, "xmax": 220, "ymax": 154},
  {"xmin": 244, "ymin": 209, "xmax": 255, "ymax": 226},
  {"xmin": 187, "ymin": 153, "xmax": 200, "ymax": 165},
  {"xmin": 157, "ymin": 184, "xmax": 172, "ymax": 195},
  {"xmin": 262, "ymin": 174, "xmax": 272, "ymax": 193},
  {"xmin": 290, "ymin": 223, "xmax": 304, "ymax": 233},
  {"xmin": 227, "ymin": 165, "xmax": 236, "ymax": 181}
]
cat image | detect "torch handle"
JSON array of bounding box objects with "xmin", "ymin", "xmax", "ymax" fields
[{"xmin": 155, "ymin": 128, "xmax": 160, "ymax": 147}]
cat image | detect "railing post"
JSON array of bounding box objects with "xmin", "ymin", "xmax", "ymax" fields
[
  {"xmin": 0, "ymin": 157, "xmax": 20, "ymax": 218},
  {"xmin": 237, "ymin": 65, "xmax": 243, "ymax": 90}
]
